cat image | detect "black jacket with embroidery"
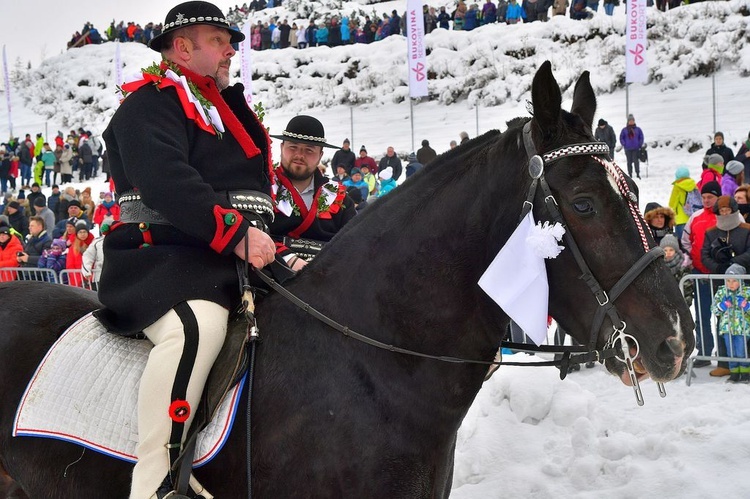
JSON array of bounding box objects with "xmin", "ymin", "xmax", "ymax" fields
[
  {"xmin": 96, "ymin": 66, "xmax": 272, "ymax": 335},
  {"xmin": 270, "ymin": 169, "xmax": 355, "ymax": 257}
]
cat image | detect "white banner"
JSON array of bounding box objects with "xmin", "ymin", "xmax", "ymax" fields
[
  {"xmin": 625, "ymin": 0, "xmax": 648, "ymax": 83},
  {"xmin": 2, "ymin": 45, "xmax": 12, "ymax": 137},
  {"xmin": 114, "ymin": 40, "xmax": 123, "ymax": 103},
  {"xmin": 406, "ymin": 0, "xmax": 427, "ymax": 98},
  {"xmin": 239, "ymin": 22, "xmax": 253, "ymax": 106}
]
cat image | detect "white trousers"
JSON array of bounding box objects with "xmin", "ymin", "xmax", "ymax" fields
[{"xmin": 130, "ymin": 300, "xmax": 228, "ymax": 499}]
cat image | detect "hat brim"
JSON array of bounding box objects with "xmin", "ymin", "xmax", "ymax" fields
[
  {"xmin": 270, "ymin": 134, "xmax": 340, "ymax": 149},
  {"xmin": 149, "ymin": 25, "xmax": 245, "ymax": 52}
]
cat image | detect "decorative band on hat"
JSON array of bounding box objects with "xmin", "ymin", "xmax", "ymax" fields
[
  {"xmin": 165, "ymin": 14, "xmax": 229, "ymax": 30},
  {"xmin": 281, "ymin": 130, "xmax": 328, "ymax": 144}
]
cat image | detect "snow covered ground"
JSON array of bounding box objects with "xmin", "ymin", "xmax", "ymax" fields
[{"xmin": 2, "ymin": 0, "xmax": 750, "ymax": 497}]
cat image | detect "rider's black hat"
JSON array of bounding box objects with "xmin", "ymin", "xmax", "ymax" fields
[
  {"xmin": 149, "ymin": 1, "xmax": 245, "ymax": 52},
  {"xmin": 270, "ymin": 115, "xmax": 340, "ymax": 149}
]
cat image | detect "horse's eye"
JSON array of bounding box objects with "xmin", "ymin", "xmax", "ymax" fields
[{"xmin": 572, "ymin": 199, "xmax": 595, "ymax": 215}]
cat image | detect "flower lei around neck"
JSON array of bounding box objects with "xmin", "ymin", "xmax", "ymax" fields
[
  {"xmin": 118, "ymin": 61, "xmax": 225, "ymax": 137},
  {"xmin": 274, "ymin": 175, "xmax": 346, "ymax": 220}
]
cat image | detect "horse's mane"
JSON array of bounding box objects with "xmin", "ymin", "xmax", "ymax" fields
[{"xmin": 307, "ymin": 118, "xmax": 533, "ymax": 272}]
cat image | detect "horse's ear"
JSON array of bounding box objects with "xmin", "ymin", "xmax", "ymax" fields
[
  {"xmin": 531, "ymin": 61, "xmax": 562, "ymax": 136},
  {"xmin": 571, "ymin": 71, "xmax": 597, "ymax": 131}
]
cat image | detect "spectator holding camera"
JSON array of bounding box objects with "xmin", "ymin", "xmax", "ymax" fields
[
  {"xmin": 16, "ymin": 216, "xmax": 52, "ymax": 269},
  {"xmin": 701, "ymin": 196, "xmax": 750, "ymax": 275}
]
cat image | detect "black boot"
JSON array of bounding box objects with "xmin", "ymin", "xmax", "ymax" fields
[{"xmin": 728, "ymin": 372, "xmax": 741, "ymax": 383}]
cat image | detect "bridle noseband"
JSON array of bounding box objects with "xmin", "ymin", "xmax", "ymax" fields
[{"xmin": 521, "ymin": 121, "xmax": 666, "ymax": 405}]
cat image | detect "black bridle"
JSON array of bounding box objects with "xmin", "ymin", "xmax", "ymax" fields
[{"xmin": 247, "ymin": 123, "xmax": 666, "ymax": 405}]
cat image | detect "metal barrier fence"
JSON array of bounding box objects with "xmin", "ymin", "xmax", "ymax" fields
[
  {"xmin": 0, "ymin": 268, "xmax": 97, "ymax": 291},
  {"xmin": 680, "ymin": 273, "xmax": 750, "ymax": 386}
]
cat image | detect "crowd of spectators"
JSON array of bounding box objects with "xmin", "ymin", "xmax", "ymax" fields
[{"xmin": 66, "ymin": 0, "xmax": 683, "ymax": 53}]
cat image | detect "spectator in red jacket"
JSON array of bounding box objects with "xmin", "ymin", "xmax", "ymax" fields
[
  {"xmin": 93, "ymin": 192, "xmax": 120, "ymax": 227},
  {"xmin": 0, "ymin": 223, "xmax": 23, "ymax": 281},
  {"xmin": 66, "ymin": 220, "xmax": 94, "ymax": 287}
]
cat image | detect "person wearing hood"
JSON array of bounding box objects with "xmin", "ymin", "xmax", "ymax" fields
[
  {"xmin": 405, "ymin": 152, "xmax": 423, "ymax": 178},
  {"xmin": 643, "ymin": 202, "xmax": 675, "ymax": 246},
  {"xmin": 669, "ymin": 166, "xmax": 698, "ymax": 241},
  {"xmin": 619, "ymin": 114, "xmax": 644, "ymax": 179},
  {"xmin": 711, "ymin": 263, "xmax": 750, "ymax": 383},
  {"xmin": 722, "ymin": 160, "xmax": 744, "ymax": 197},
  {"xmin": 59, "ymin": 143, "xmax": 74, "ymax": 183},
  {"xmin": 705, "ymin": 131, "xmax": 735, "ymax": 166},
  {"xmin": 416, "ymin": 139, "xmax": 437, "ymax": 166},
  {"xmin": 377, "ymin": 167, "xmax": 397, "ymax": 197}
]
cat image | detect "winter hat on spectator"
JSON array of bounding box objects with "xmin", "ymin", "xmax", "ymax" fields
[
  {"xmin": 659, "ymin": 234, "xmax": 680, "ymax": 252},
  {"xmin": 714, "ymin": 195, "xmax": 739, "ymax": 211},
  {"xmin": 346, "ymin": 186, "xmax": 363, "ymax": 204},
  {"xmin": 68, "ymin": 199, "xmax": 82, "ymax": 209},
  {"xmin": 66, "ymin": 217, "xmax": 79, "ymax": 227},
  {"xmin": 350, "ymin": 167, "xmax": 362, "ymax": 177},
  {"xmin": 707, "ymin": 154, "xmax": 725, "ymax": 174},
  {"xmin": 148, "ymin": 1, "xmax": 245, "ymax": 52},
  {"xmin": 360, "ymin": 145, "xmax": 367, "ymax": 153},
  {"xmin": 726, "ymin": 263, "xmax": 746, "ymax": 276},
  {"xmin": 379, "ymin": 167, "xmax": 393, "ymax": 181},
  {"xmin": 75, "ymin": 221, "xmax": 89, "ymax": 233},
  {"xmin": 674, "ymin": 166, "xmax": 690, "ymax": 180},
  {"xmin": 597, "ymin": 119, "xmax": 607, "ymax": 127},
  {"xmin": 701, "ymin": 181, "xmax": 721, "ymax": 198},
  {"xmin": 51, "ymin": 238, "xmax": 66, "ymax": 249},
  {"xmin": 407, "ymin": 152, "xmax": 418, "ymax": 163},
  {"xmin": 715, "ymin": 131, "xmax": 725, "ymax": 140},
  {"xmin": 7, "ymin": 201, "xmax": 20, "ymax": 210},
  {"xmin": 627, "ymin": 114, "xmax": 635, "ymax": 122},
  {"xmin": 33, "ymin": 197, "xmax": 46, "ymax": 208},
  {"xmin": 643, "ymin": 202, "xmax": 661, "ymax": 216},
  {"xmin": 0, "ymin": 224, "xmax": 10, "ymax": 235},
  {"xmin": 726, "ymin": 160, "xmax": 744, "ymax": 176}
]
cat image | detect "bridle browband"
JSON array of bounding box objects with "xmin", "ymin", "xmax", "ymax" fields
[{"xmin": 246, "ymin": 121, "xmax": 667, "ymax": 407}]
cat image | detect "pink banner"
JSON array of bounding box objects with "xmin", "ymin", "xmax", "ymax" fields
[
  {"xmin": 239, "ymin": 22, "xmax": 253, "ymax": 106},
  {"xmin": 626, "ymin": 0, "xmax": 648, "ymax": 83},
  {"xmin": 406, "ymin": 0, "xmax": 427, "ymax": 98}
]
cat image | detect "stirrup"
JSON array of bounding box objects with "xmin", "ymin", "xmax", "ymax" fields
[{"xmin": 154, "ymin": 476, "xmax": 206, "ymax": 499}]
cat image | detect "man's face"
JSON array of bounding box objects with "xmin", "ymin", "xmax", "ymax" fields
[
  {"xmin": 29, "ymin": 220, "xmax": 42, "ymax": 237},
  {"xmin": 351, "ymin": 173, "xmax": 362, "ymax": 182},
  {"xmin": 359, "ymin": 150, "xmax": 367, "ymax": 158},
  {"xmin": 702, "ymin": 193, "xmax": 718, "ymax": 208},
  {"xmin": 68, "ymin": 206, "xmax": 82, "ymax": 218},
  {"xmin": 179, "ymin": 25, "xmax": 235, "ymax": 90},
  {"xmin": 715, "ymin": 135, "xmax": 724, "ymax": 146},
  {"xmin": 342, "ymin": 142, "xmax": 350, "ymax": 151},
  {"xmin": 280, "ymin": 141, "xmax": 324, "ymax": 181},
  {"xmin": 31, "ymin": 185, "xmax": 39, "ymax": 193},
  {"xmin": 0, "ymin": 233, "xmax": 9, "ymax": 245},
  {"xmin": 387, "ymin": 147, "xmax": 395, "ymax": 157},
  {"xmin": 735, "ymin": 191, "xmax": 748, "ymax": 204}
]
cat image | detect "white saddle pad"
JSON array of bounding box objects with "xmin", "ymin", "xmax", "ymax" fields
[{"xmin": 13, "ymin": 312, "xmax": 244, "ymax": 467}]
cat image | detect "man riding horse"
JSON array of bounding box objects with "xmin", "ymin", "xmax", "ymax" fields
[
  {"xmin": 270, "ymin": 116, "xmax": 356, "ymax": 269},
  {"xmin": 95, "ymin": 1, "xmax": 278, "ymax": 496}
]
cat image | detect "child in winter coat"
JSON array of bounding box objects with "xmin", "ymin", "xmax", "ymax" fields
[
  {"xmin": 712, "ymin": 263, "xmax": 750, "ymax": 382},
  {"xmin": 38, "ymin": 238, "xmax": 67, "ymax": 275},
  {"xmin": 377, "ymin": 167, "xmax": 397, "ymax": 197},
  {"xmin": 93, "ymin": 192, "xmax": 121, "ymax": 227},
  {"xmin": 660, "ymin": 234, "xmax": 693, "ymax": 306}
]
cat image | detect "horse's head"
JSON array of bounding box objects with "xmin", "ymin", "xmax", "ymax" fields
[{"xmin": 526, "ymin": 61, "xmax": 695, "ymax": 385}]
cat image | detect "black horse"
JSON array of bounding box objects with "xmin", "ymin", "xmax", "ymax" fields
[{"xmin": 0, "ymin": 62, "xmax": 694, "ymax": 498}]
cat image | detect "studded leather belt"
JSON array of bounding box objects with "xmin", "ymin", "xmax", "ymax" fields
[{"xmin": 119, "ymin": 190, "xmax": 275, "ymax": 226}]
